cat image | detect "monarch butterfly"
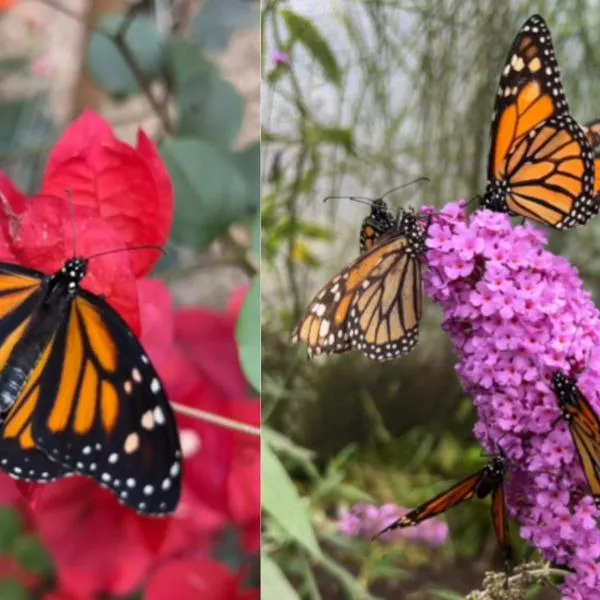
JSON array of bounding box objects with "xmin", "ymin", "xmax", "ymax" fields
[
  {"xmin": 551, "ymin": 371, "xmax": 600, "ymax": 507},
  {"xmin": 0, "ymin": 256, "xmax": 182, "ymax": 516},
  {"xmin": 374, "ymin": 453, "xmax": 512, "ymax": 571},
  {"xmin": 481, "ymin": 14, "xmax": 599, "ymax": 229},
  {"xmin": 291, "ymin": 208, "xmax": 428, "ymax": 361},
  {"xmin": 323, "ymin": 178, "xmax": 429, "ymax": 255}
]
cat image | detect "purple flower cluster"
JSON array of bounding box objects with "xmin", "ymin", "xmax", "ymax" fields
[
  {"xmin": 339, "ymin": 503, "xmax": 448, "ymax": 547},
  {"xmin": 424, "ymin": 201, "xmax": 600, "ymax": 599}
]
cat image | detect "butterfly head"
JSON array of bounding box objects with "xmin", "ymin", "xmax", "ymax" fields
[
  {"xmin": 61, "ymin": 258, "xmax": 89, "ymax": 293},
  {"xmin": 398, "ymin": 210, "xmax": 427, "ymax": 256}
]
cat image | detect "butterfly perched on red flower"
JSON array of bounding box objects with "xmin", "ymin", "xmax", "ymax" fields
[{"xmin": 0, "ymin": 111, "xmax": 182, "ymax": 517}]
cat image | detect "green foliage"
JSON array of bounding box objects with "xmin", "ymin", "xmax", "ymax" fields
[
  {"xmin": 194, "ymin": 0, "xmax": 258, "ymax": 52},
  {"xmin": 89, "ymin": 14, "xmax": 164, "ymax": 98},
  {"xmin": 262, "ymin": 553, "xmax": 300, "ymax": 600},
  {"xmin": 167, "ymin": 39, "xmax": 245, "ymax": 147},
  {"xmin": 0, "ymin": 580, "xmax": 31, "ymax": 600},
  {"xmin": 236, "ymin": 277, "xmax": 261, "ymax": 392},
  {"xmin": 280, "ymin": 9, "xmax": 341, "ymax": 87},
  {"xmin": 161, "ymin": 139, "xmax": 251, "ymax": 250}
]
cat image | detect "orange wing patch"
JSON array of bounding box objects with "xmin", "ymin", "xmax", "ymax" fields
[{"xmin": 77, "ymin": 299, "xmax": 118, "ymax": 373}]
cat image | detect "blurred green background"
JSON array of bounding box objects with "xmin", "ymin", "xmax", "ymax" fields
[{"xmin": 261, "ymin": 1, "xmax": 600, "ymax": 598}]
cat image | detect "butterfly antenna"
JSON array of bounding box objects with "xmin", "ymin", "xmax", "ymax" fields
[
  {"xmin": 65, "ymin": 188, "xmax": 77, "ymax": 258},
  {"xmin": 380, "ymin": 176, "xmax": 430, "ymax": 200},
  {"xmin": 323, "ymin": 177, "xmax": 430, "ymax": 206},
  {"xmin": 86, "ymin": 245, "xmax": 166, "ymax": 262}
]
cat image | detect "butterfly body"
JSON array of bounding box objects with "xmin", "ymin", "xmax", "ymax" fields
[
  {"xmin": 292, "ymin": 209, "xmax": 427, "ymax": 361},
  {"xmin": 551, "ymin": 371, "xmax": 600, "ymax": 508},
  {"xmin": 0, "ymin": 257, "xmax": 182, "ymax": 516},
  {"xmin": 481, "ymin": 14, "xmax": 599, "ymax": 229},
  {"xmin": 359, "ymin": 198, "xmax": 395, "ymax": 254}
]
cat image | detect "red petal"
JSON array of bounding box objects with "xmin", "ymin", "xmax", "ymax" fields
[
  {"xmin": 177, "ymin": 383, "xmax": 234, "ymax": 512},
  {"xmin": 9, "ymin": 194, "xmax": 141, "ymax": 335},
  {"xmin": 175, "ymin": 309, "xmax": 248, "ymax": 399},
  {"xmin": 42, "ymin": 110, "xmax": 173, "ymax": 276},
  {"xmin": 33, "ymin": 477, "xmax": 156, "ymax": 597},
  {"xmin": 145, "ymin": 559, "xmax": 245, "ymax": 600},
  {"xmin": 227, "ymin": 442, "xmax": 260, "ymax": 527}
]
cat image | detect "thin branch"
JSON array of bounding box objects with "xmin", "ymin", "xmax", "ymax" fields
[{"xmin": 171, "ymin": 401, "xmax": 261, "ymax": 437}]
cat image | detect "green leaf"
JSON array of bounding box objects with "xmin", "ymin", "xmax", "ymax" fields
[
  {"xmin": 262, "ymin": 442, "xmax": 322, "ymax": 557},
  {"xmin": 261, "ymin": 554, "xmax": 299, "ymax": 600},
  {"xmin": 161, "ymin": 138, "xmax": 249, "ymax": 250},
  {"xmin": 429, "ymin": 590, "xmax": 466, "ymax": 600},
  {"xmin": 231, "ymin": 142, "xmax": 260, "ymax": 212},
  {"xmin": 262, "ymin": 426, "xmax": 315, "ymax": 463},
  {"xmin": 89, "ymin": 14, "xmax": 164, "ymax": 97},
  {"xmin": 305, "ymin": 126, "xmax": 354, "ymax": 152},
  {"xmin": 251, "ymin": 210, "xmax": 260, "ymax": 257},
  {"xmin": 0, "ymin": 507, "xmax": 24, "ymax": 551},
  {"xmin": 280, "ymin": 9, "xmax": 341, "ymax": 86},
  {"xmin": 168, "ymin": 39, "xmax": 244, "ymax": 147},
  {"xmin": 194, "ymin": 0, "xmax": 258, "ymax": 52},
  {"xmin": 10, "ymin": 534, "xmax": 53, "ymax": 577},
  {"xmin": 236, "ymin": 277, "xmax": 260, "ymax": 392},
  {"xmin": 0, "ymin": 580, "xmax": 31, "ymax": 600}
]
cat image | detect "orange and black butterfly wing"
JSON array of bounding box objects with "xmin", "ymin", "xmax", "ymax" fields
[
  {"xmin": 558, "ymin": 383, "xmax": 600, "ymax": 506},
  {"xmin": 484, "ymin": 15, "xmax": 598, "ymax": 228},
  {"xmin": 0, "ymin": 264, "xmax": 73, "ymax": 481},
  {"xmin": 375, "ymin": 468, "xmax": 486, "ymax": 537},
  {"xmin": 347, "ymin": 236, "xmax": 422, "ymax": 360},
  {"xmin": 3, "ymin": 291, "xmax": 182, "ymax": 515},
  {"xmin": 291, "ymin": 230, "xmax": 422, "ymax": 361},
  {"xmin": 488, "ymin": 14, "xmax": 567, "ymax": 185},
  {"xmin": 491, "ymin": 483, "xmax": 513, "ymax": 574}
]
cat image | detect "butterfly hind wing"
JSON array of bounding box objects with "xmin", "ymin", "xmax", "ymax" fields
[{"xmin": 24, "ymin": 292, "xmax": 182, "ymax": 516}]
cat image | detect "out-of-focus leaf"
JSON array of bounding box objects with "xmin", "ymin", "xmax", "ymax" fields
[
  {"xmin": 430, "ymin": 590, "xmax": 466, "ymax": 600},
  {"xmin": 89, "ymin": 14, "xmax": 164, "ymax": 97},
  {"xmin": 280, "ymin": 9, "xmax": 341, "ymax": 86},
  {"xmin": 261, "ymin": 554, "xmax": 299, "ymax": 600},
  {"xmin": 168, "ymin": 39, "xmax": 245, "ymax": 147},
  {"xmin": 193, "ymin": 0, "xmax": 258, "ymax": 52},
  {"xmin": 236, "ymin": 277, "xmax": 260, "ymax": 392},
  {"xmin": 251, "ymin": 210, "xmax": 260, "ymax": 257},
  {"xmin": 161, "ymin": 138, "xmax": 249, "ymax": 250},
  {"xmin": 231, "ymin": 142, "xmax": 260, "ymax": 212},
  {"xmin": 0, "ymin": 507, "xmax": 23, "ymax": 550},
  {"xmin": 305, "ymin": 126, "xmax": 354, "ymax": 152},
  {"xmin": 0, "ymin": 580, "xmax": 31, "ymax": 600},
  {"xmin": 262, "ymin": 442, "xmax": 322, "ymax": 557},
  {"xmin": 292, "ymin": 242, "xmax": 320, "ymax": 267},
  {"xmin": 262, "ymin": 426, "xmax": 315, "ymax": 462},
  {"xmin": 9, "ymin": 535, "xmax": 53, "ymax": 577}
]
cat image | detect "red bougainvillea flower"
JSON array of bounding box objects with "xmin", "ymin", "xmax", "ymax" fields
[
  {"xmin": 146, "ymin": 558, "xmax": 259, "ymax": 600},
  {"xmin": 31, "ymin": 476, "xmax": 217, "ymax": 599},
  {"xmin": 0, "ymin": 109, "xmax": 173, "ymax": 334}
]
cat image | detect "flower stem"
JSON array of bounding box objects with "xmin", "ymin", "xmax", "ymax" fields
[{"xmin": 170, "ymin": 401, "xmax": 261, "ymax": 437}]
